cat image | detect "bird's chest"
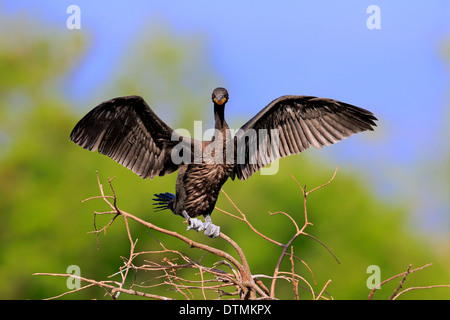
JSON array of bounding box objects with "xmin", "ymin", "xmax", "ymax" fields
[
  {"xmin": 183, "ymin": 163, "xmax": 233, "ymax": 192},
  {"xmin": 175, "ymin": 163, "xmax": 233, "ymax": 217}
]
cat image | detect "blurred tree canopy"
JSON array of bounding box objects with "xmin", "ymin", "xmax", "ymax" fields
[{"xmin": 0, "ymin": 15, "xmax": 449, "ymax": 299}]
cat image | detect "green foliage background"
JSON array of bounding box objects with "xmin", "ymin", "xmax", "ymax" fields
[{"xmin": 0, "ymin": 15, "xmax": 449, "ymax": 300}]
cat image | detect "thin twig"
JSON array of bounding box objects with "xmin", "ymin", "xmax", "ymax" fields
[
  {"xmin": 389, "ymin": 264, "xmax": 412, "ymax": 300},
  {"xmin": 392, "ymin": 285, "xmax": 450, "ymax": 300},
  {"xmin": 368, "ymin": 263, "xmax": 432, "ymax": 300},
  {"xmin": 33, "ymin": 273, "xmax": 173, "ymax": 300},
  {"xmin": 316, "ymin": 279, "xmax": 332, "ymax": 300},
  {"xmin": 217, "ymin": 189, "xmax": 283, "ymax": 247},
  {"xmin": 302, "ymin": 232, "xmax": 340, "ymax": 264},
  {"xmin": 289, "ymin": 246, "xmax": 299, "ymax": 300}
]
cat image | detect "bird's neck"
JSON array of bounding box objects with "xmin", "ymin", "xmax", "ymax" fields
[{"xmin": 214, "ymin": 104, "xmax": 228, "ymax": 130}]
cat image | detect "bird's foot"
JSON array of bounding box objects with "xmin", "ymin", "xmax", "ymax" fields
[
  {"xmin": 204, "ymin": 215, "xmax": 220, "ymax": 238},
  {"xmin": 181, "ymin": 211, "xmax": 220, "ymax": 238},
  {"xmin": 182, "ymin": 210, "xmax": 205, "ymax": 232},
  {"xmin": 187, "ymin": 218, "xmax": 206, "ymax": 232}
]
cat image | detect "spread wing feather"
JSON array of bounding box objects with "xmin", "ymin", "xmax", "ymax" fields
[
  {"xmin": 70, "ymin": 95, "xmax": 186, "ymax": 179},
  {"xmin": 233, "ymin": 95, "xmax": 377, "ymax": 180}
]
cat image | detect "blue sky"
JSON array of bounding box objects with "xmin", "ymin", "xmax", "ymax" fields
[{"xmin": 2, "ymin": 1, "xmax": 449, "ymax": 236}]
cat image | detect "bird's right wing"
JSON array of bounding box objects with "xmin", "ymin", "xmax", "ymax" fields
[{"xmin": 70, "ymin": 95, "xmax": 195, "ymax": 179}]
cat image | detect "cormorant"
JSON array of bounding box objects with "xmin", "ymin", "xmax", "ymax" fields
[{"xmin": 70, "ymin": 87, "xmax": 377, "ymax": 238}]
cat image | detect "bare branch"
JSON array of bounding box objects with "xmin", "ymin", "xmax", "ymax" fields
[
  {"xmin": 33, "ymin": 273, "xmax": 174, "ymax": 300},
  {"xmin": 217, "ymin": 189, "xmax": 283, "ymax": 247},
  {"xmin": 316, "ymin": 279, "xmax": 332, "ymax": 300},
  {"xmin": 392, "ymin": 284, "xmax": 450, "ymax": 300},
  {"xmin": 367, "ymin": 263, "xmax": 448, "ymax": 300},
  {"xmin": 43, "ymin": 168, "xmax": 449, "ymax": 300},
  {"xmin": 389, "ymin": 264, "xmax": 412, "ymax": 300}
]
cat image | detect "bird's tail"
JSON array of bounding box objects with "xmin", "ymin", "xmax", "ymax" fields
[{"xmin": 152, "ymin": 192, "xmax": 175, "ymax": 212}]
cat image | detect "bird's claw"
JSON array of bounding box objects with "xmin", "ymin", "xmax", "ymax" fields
[
  {"xmin": 203, "ymin": 215, "xmax": 220, "ymax": 238},
  {"xmin": 186, "ymin": 218, "xmax": 205, "ymax": 232},
  {"xmin": 204, "ymin": 221, "xmax": 220, "ymax": 238},
  {"xmin": 182, "ymin": 211, "xmax": 220, "ymax": 238}
]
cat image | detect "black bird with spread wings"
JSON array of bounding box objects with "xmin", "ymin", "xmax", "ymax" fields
[{"xmin": 70, "ymin": 87, "xmax": 377, "ymax": 237}]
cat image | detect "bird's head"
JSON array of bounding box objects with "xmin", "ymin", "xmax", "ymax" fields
[{"xmin": 212, "ymin": 87, "xmax": 229, "ymax": 106}]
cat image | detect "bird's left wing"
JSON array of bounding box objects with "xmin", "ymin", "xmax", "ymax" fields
[
  {"xmin": 70, "ymin": 95, "xmax": 193, "ymax": 179},
  {"xmin": 232, "ymin": 95, "xmax": 377, "ymax": 180}
]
